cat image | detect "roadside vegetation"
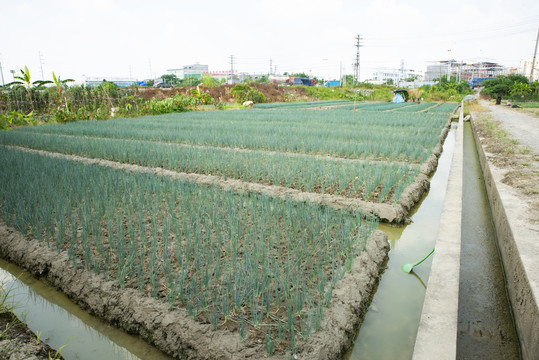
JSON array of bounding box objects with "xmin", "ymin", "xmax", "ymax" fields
[
  {"xmin": 418, "ymin": 76, "xmax": 472, "ymax": 102},
  {"xmin": 465, "ymin": 100, "xmax": 539, "ymax": 198},
  {"xmin": 1, "ymin": 64, "xmax": 470, "ymax": 131},
  {"xmin": 480, "ymin": 74, "xmax": 538, "ymax": 102}
]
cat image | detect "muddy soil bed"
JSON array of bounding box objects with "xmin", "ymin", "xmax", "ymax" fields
[
  {"xmin": 0, "ymin": 222, "xmax": 389, "ymax": 360},
  {"xmin": 0, "ymin": 310, "xmax": 63, "ymax": 360},
  {"xmin": 3, "ymin": 118, "xmax": 448, "ymax": 224}
]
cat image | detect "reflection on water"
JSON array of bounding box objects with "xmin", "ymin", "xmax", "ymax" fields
[
  {"xmin": 0, "ymin": 259, "xmax": 170, "ymax": 360},
  {"xmin": 344, "ymin": 123, "xmax": 457, "ymax": 360},
  {"xmin": 410, "ymin": 271, "xmax": 427, "ymax": 289}
]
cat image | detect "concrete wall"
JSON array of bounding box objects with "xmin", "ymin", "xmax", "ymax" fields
[{"xmin": 469, "ymin": 115, "xmax": 539, "ymax": 360}]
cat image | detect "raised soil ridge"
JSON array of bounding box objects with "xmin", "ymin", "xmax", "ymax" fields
[{"xmin": 0, "ymin": 222, "xmax": 389, "ymax": 359}]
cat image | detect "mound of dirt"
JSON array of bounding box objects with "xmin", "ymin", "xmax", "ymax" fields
[{"xmin": 139, "ymin": 84, "xmax": 315, "ymax": 104}]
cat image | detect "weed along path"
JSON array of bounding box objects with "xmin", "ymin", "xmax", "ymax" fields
[
  {"xmin": 480, "ymin": 100, "xmax": 539, "ymax": 155},
  {"xmin": 0, "ymin": 105, "xmax": 458, "ymax": 359}
]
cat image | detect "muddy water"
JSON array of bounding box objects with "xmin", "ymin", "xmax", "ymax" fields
[
  {"xmin": 0, "ymin": 259, "xmax": 171, "ymax": 360},
  {"xmin": 344, "ymin": 123, "xmax": 457, "ymax": 360},
  {"xmin": 456, "ymin": 122, "xmax": 520, "ymax": 358}
]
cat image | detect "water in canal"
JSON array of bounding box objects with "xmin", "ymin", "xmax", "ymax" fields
[
  {"xmin": 345, "ymin": 123, "xmax": 457, "ymax": 360},
  {"xmin": 456, "ymin": 121, "xmax": 520, "ymax": 358}
]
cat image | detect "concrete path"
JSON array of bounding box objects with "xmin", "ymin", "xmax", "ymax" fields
[{"xmin": 480, "ymin": 100, "xmax": 539, "ymax": 155}]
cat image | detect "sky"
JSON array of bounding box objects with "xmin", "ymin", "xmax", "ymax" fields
[{"xmin": 1, "ymin": 0, "xmax": 538, "ymax": 84}]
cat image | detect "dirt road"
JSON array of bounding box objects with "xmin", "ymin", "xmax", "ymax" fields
[{"xmin": 480, "ymin": 100, "xmax": 539, "ymax": 155}]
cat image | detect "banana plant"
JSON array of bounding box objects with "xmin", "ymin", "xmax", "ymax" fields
[
  {"xmin": 52, "ymin": 71, "xmax": 74, "ymax": 109},
  {"xmin": 6, "ymin": 66, "xmax": 51, "ymax": 89}
]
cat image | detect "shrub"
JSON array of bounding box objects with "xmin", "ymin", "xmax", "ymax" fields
[{"xmin": 231, "ymin": 84, "xmax": 266, "ymax": 104}]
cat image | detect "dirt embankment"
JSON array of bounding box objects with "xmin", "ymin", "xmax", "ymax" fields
[
  {"xmin": 0, "ymin": 222, "xmax": 389, "ymax": 360},
  {"xmin": 140, "ymin": 83, "xmax": 314, "ymax": 104},
  {"xmin": 0, "ymin": 310, "xmax": 63, "ymax": 360}
]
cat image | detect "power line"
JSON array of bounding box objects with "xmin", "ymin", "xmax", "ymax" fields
[
  {"xmin": 530, "ymin": 27, "xmax": 539, "ymax": 82},
  {"xmin": 353, "ymin": 34, "xmax": 363, "ymax": 84},
  {"xmin": 229, "ymin": 55, "xmax": 235, "ymax": 83},
  {"xmin": 38, "ymin": 51, "xmax": 45, "ymax": 80}
]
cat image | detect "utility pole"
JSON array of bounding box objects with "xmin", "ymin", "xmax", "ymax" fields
[
  {"xmin": 353, "ymin": 34, "xmax": 363, "ymax": 84},
  {"xmin": 229, "ymin": 55, "xmax": 235, "ymax": 84},
  {"xmin": 269, "ymin": 58, "xmax": 273, "ymax": 75},
  {"xmin": 399, "ymin": 59, "xmax": 404, "ymax": 87},
  {"xmin": 38, "ymin": 51, "xmax": 45, "ymax": 80},
  {"xmin": 0, "ymin": 56, "xmax": 5, "ymax": 86},
  {"xmin": 339, "ymin": 61, "xmax": 342, "ymax": 86},
  {"xmin": 530, "ymin": 27, "xmax": 539, "ymax": 83}
]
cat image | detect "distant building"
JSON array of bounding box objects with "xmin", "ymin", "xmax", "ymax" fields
[
  {"xmin": 203, "ymin": 70, "xmax": 234, "ymax": 82},
  {"xmin": 425, "ymin": 60, "xmax": 509, "ymax": 82},
  {"xmin": 166, "ymin": 63, "xmax": 209, "ymax": 80},
  {"xmin": 84, "ymin": 77, "xmax": 137, "ymax": 87},
  {"xmin": 370, "ymin": 68, "xmax": 424, "ymax": 86},
  {"xmin": 519, "ymin": 59, "xmax": 539, "ymax": 81}
]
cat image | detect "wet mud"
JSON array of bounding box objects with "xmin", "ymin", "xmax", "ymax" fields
[{"xmin": 0, "ymin": 222, "xmax": 389, "ymax": 359}]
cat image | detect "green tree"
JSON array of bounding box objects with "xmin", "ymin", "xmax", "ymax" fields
[
  {"xmin": 481, "ymin": 74, "xmax": 530, "ymax": 99},
  {"xmin": 289, "ymin": 72, "xmax": 309, "ymax": 78},
  {"xmin": 254, "ymin": 76, "xmax": 269, "ymax": 84},
  {"xmin": 201, "ymin": 73, "xmax": 216, "ymax": 88},
  {"xmin": 160, "ymin": 74, "xmax": 179, "ymax": 85}
]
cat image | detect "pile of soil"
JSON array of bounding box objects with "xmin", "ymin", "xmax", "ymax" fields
[{"xmin": 139, "ymin": 83, "xmax": 314, "ymax": 104}]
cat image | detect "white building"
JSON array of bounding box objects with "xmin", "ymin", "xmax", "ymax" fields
[
  {"xmin": 519, "ymin": 59, "xmax": 539, "ymax": 81},
  {"xmin": 166, "ymin": 63, "xmax": 209, "ymax": 80},
  {"xmin": 370, "ymin": 68, "xmax": 424, "ymax": 87}
]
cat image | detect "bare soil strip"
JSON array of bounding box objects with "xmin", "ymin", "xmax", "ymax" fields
[
  {"xmin": 2, "ymin": 144, "xmax": 431, "ymax": 223},
  {"xmin": 0, "ymin": 222, "xmax": 389, "ymax": 360},
  {"xmin": 419, "ymin": 103, "xmax": 443, "ymax": 112}
]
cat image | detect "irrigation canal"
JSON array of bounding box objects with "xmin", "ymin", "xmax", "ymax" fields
[
  {"xmin": 456, "ymin": 122, "xmax": 520, "ymax": 358},
  {"xmin": 344, "ymin": 123, "xmax": 457, "ymax": 360},
  {"xmin": 0, "ymin": 120, "xmax": 520, "ymax": 359}
]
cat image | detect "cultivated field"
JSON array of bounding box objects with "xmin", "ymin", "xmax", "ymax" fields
[{"xmin": 0, "ymin": 101, "xmax": 456, "ymax": 358}]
